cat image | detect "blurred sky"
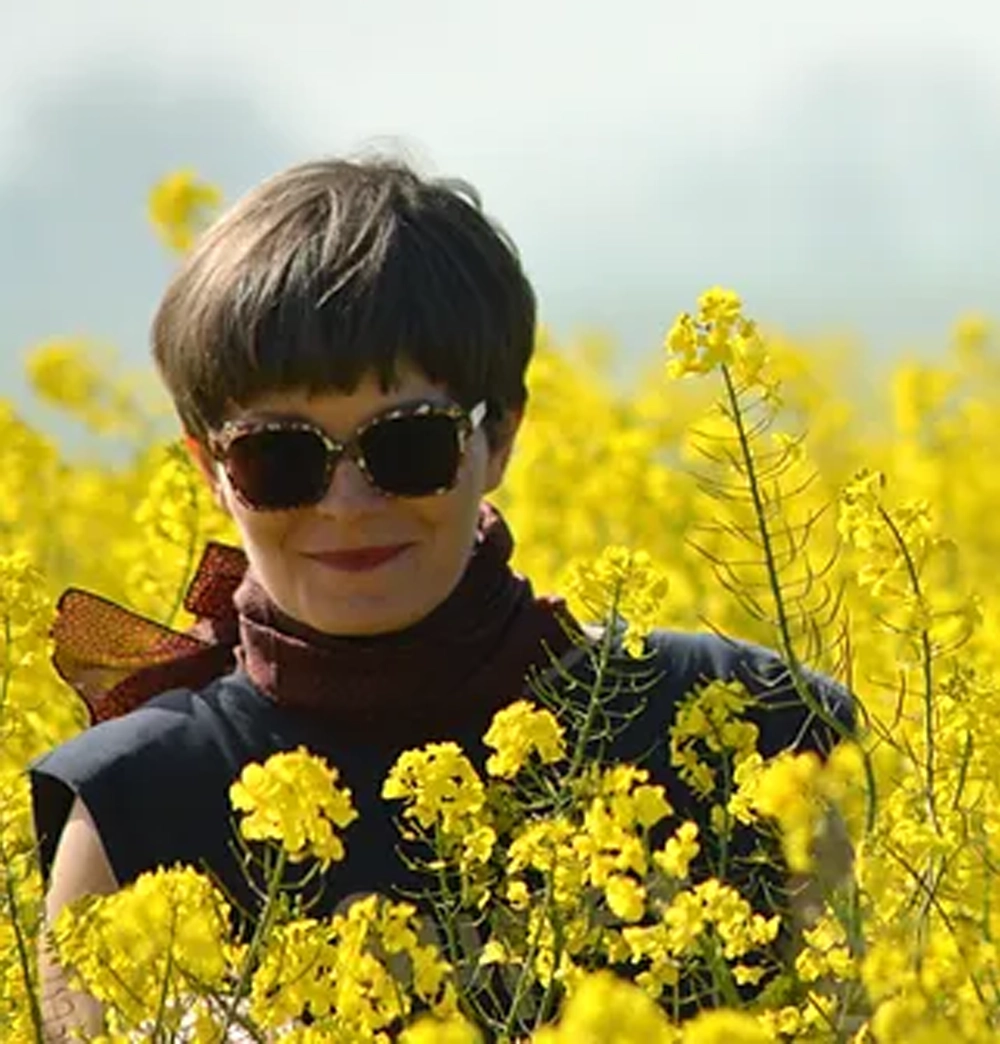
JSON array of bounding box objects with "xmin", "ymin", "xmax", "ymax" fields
[{"xmin": 2, "ymin": 0, "xmax": 999, "ymax": 430}]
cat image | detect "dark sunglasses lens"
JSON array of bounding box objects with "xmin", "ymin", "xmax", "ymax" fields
[
  {"xmin": 225, "ymin": 429, "xmax": 330, "ymax": 508},
  {"xmin": 361, "ymin": 414, "xmax": 462, "ymax": 495}
]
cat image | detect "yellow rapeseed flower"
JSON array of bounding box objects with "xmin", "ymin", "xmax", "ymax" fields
[
  {"xmin": 653, "ymin": 821, "xmax": 700, "ymax": 879},
  {"xmin": 604, "ymin": 874, "xmax": 647, "ymax": 922},
  {"xmin": 52, "ymin": 866, "xmax": 232, "ymax": 1033},
  {"xmin": 401, "ymin": 1013, "xmax": 483, "ymax": 1044},
  {"xmin": 670, "ymin": 679, "xmax": 759, "ymax": 799},
  {"xmin": 0, "ymin": 549, "xmax": 50, "ymax": 643},
  {"xmin": 229, "ymin": 747, "xmax": 358, "ymax": 868},
  {"xmin": 531, "ymin": 970, "xmax": 675, "ymax": 1043},
  {"xmin": 562, "ymin": 545, "xmax": 669, "ymax": 657},
  {"xmin": 382, "ymin": 741, "xmax": 488, "ymax": 837},
  {"xmin": 247, "ymin": 896, "xmax": 455, "ymax": 1035},
  {"xmin": 507, "ymin": 816, "xmax": 585, "ymax": 908},
  {"xmin": 747, "ymin": 750, "xmax": 824, "ymax": 873},
  {"xmin": 483, "ymin": 699, "xmax": 566, "ymax": 778},
  {"xmin": 148, "ymin": 169, "xmax": 222, "ymax": 252},
  {"xmin": 680, "ymin": 1008, "xmax": 772, "ymax": 1044},
  {"xmin": 664, "ymin": 287, "xmax": 769, "ymax": 386},
  {"xmin": 25, "ymin": 338, "xmax": 103, "ymax": 411}
]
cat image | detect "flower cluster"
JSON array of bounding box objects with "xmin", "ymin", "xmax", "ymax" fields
[
  {"xmin": 382, "ymin": 742, "xmax": 497, "ymax": 904},
  {"xmin": 24, "ymin": 338, "xmax": 158, "ymax": 437},
  {"xmin": 246, "ymin": 895, "xmax": 456, "ymax": 1038},
  {"xmin": 665, "ymin": 287, "xmax": 769, "ymax": 387},
  {"xmin": 670, "ymin": 679, "xmax": 760, "ymax": 800},
  {"xmin": 51, "ymin": 866, "xmax": 232, "ymax": 1034},
  {"xmin": 230, "ymin": 747, "xmax": 358, "ymax": 867},
  {"xmin": 4, "ymin": 229, "xmax": 1000, "ymax": 1042},
  {"xmin": 562, "ymin": 545, "xmax": 670, "ymax": 656},
  {"xmin": 483, "ymin": 699, "xmax": 566, "ymax": 779},
  {"xmin": 147, "ymin": 169, "xmax": 223, "ymax": 252}
]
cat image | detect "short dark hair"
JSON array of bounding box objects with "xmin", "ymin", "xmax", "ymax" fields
[{"xmin": 151, "ymin": 157, "xmax": 536, "ymax": 448}]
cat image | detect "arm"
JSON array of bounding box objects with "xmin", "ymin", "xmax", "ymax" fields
[{"xmin": 38, "ymin": 795, "xmax": 119, "ymax": 1042}]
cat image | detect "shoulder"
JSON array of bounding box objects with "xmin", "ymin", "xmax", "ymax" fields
[
  {"xmin": 32, "ymin": 673, "xmax": 255, "ymax": 784},
  {"xmin": 640, "ymin": 628, "xmax": 855, "ymax": 754},
  {"xmin": 29, "ymin": 671, "xmax": 274, "ymax": 887},
  {"xmin": 645, "ymin": 628, "xmax": 845, "ymax": 693}
]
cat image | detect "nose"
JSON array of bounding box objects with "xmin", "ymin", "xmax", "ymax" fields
[{"xmin": 313, "ymin": 451, "xmax": 384, "ymax": 514}]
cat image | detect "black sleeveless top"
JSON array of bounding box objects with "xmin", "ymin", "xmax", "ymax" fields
[{"xmin": 29, "ymin": 629, "xmax": 853, "ymax": 928}]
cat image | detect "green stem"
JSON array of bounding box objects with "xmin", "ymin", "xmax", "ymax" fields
[
  {"xmin": 502, "ymin": 877, "xmax": 555, "ymax": 1040},
  {"xmin": 149, "ymin": 926, "xmax": 176, "ymax": 1039},
  {"xmin": 720, "ymin": 366, "xmax": 880, "ymax": 842},
  {"xmin": 720, "ymin": 368, "xmax": 853, "ymax": 736},
  {"xmin": 0, "ymin": 834, "xmax": 46, "ymax": 1043},
  {"xmin": 564, "ymin": 600, "xmax": 619, "ymax": 785},
  {"xmin": 875, "ymin": 504, "xmax": 940, "ymax": 835},
  {"xmin": 531, "ymin": 889, "xmax": 572, "ymax": 1033},
  {"xmin": 702, "ymin": 933, "xmax": 741, "ymax": 1008},
  {"xmin": 1, "ymin": 614, "xmax": 12, "ymax": 721},
  {"xmin": 721, "ymin": 368, "xmax": 799, "ymax": 676},
  {"xmin": 219, "ymin": 848, "xmax": 287, "ymax": 1038},
  {"xmin": 433, "ymin": 838, "xmax": 466, "ymax": 981}
]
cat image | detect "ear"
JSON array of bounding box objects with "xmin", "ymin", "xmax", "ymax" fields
[
  {"xmin": 182, "ymin": 434, "xmax": 230, "ymax": 514},
  {"xmin": 483, "ymin": 408, "xmax": 524, "ymax": 493}
]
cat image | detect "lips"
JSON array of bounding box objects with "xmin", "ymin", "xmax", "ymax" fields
[{"xmin": 306, "ymin": 544, "xmax": 413, "ymax": 573}]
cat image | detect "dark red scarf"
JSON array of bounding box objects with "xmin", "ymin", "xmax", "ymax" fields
[{"xmin": 51, "ymin": 505, "xmax": 578, "ymax": 737}]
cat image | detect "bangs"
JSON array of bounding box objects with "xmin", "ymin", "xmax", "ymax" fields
[{"xmin": 229, "ymin": 212, "xmax": 505, "ymax": 409}]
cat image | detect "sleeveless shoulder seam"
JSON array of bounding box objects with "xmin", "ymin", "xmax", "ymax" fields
[{"xmin": 29, "ymin": 672, "xmax": 253, "ymax": 889}]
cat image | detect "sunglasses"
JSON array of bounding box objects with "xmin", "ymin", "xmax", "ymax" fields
[{"xmin": 208, "ymin": 399, "xmax": 488, "ymax": 511}]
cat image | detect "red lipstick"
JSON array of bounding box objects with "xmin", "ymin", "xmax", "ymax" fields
[{"xmin": 307, "ymin": 544, "xmax": 412, "ymax": 573}]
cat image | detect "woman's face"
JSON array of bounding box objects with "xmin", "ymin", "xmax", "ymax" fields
[{"xmin": 194, "ymin": 364, "xmax": 518, "ymax": 636}]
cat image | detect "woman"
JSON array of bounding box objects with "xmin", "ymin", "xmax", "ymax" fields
[{"xmin": 31, "ymin": 158, "xmax": 852, "ymax": 1037}]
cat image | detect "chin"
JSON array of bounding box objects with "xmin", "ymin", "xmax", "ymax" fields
[{"xmin": 300, "ymin": 599, "xmax": 427, "ymax": 638}]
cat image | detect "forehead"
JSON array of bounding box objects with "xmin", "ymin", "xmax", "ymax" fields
[{"xmin": 224, "ymin": 366, "xmax": 454, "ymax": 431}]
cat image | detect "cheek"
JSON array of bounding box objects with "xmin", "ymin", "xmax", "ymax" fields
[
  {"xmin": 453, "ymin": 447, "xmax": 491, "ymax": 519},
  {"xmin": 228, "ymin": 499, "xmax": 295, "ymax": 556},
  {"xmin": 408, "ymin": 465, "xmax": 485, "ymax": 558}
]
